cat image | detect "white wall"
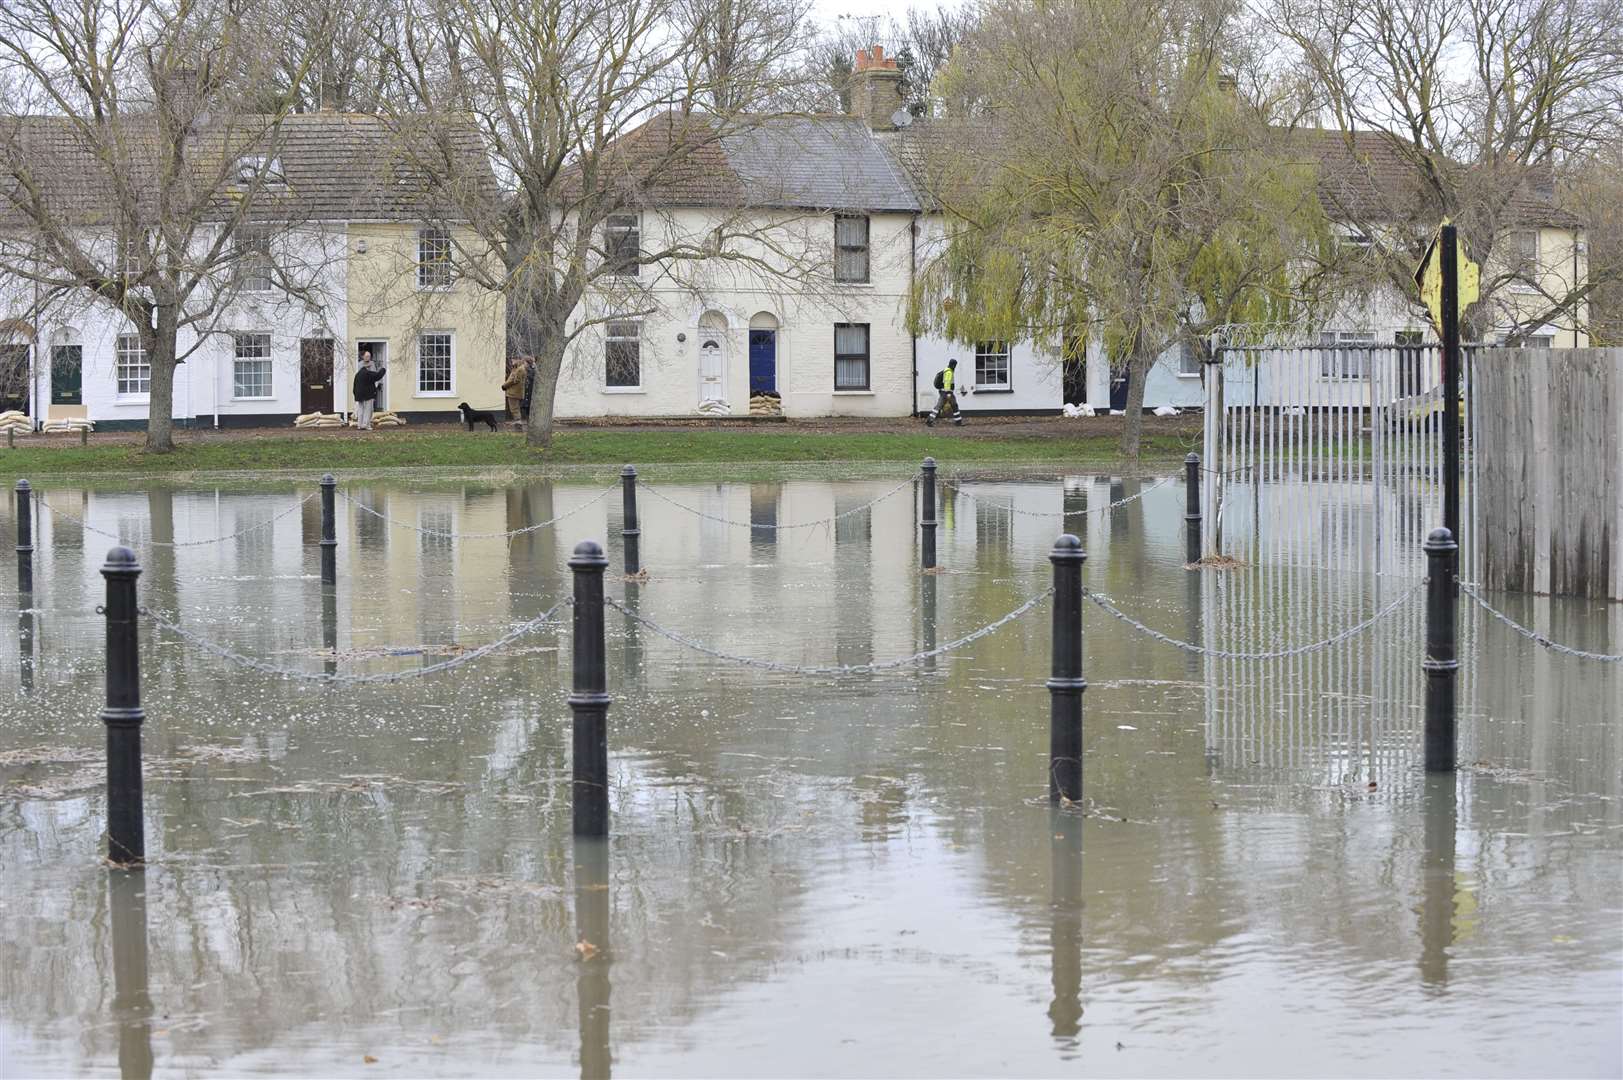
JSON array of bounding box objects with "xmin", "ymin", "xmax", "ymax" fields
[{"xmin": 556, "ymin": 208, "xmax": 918, "ymax": 418}]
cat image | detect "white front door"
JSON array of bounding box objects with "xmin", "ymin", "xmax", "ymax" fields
[{"xmin": 699, "ymin": 340, "xmax": 725, "ymax": 403}]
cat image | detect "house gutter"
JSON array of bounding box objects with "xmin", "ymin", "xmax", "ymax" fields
[{"xmin": 909, "ymin": 213, "xmax": 919, "ymax": 416}]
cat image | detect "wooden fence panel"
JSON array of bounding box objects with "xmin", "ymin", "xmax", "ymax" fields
[{"xmin": 1474, "ymin": 347, "xmax": 1621, "ymax": 600}]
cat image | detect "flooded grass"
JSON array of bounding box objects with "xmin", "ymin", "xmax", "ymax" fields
[{"xmin": 1, "ymin": 473, "xmax": 1619, "ymax": 1077}]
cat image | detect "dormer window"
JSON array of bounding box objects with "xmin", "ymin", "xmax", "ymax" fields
[{"xmin": 235, "ymin": 155, "xmax": 285, "ymax": 187}]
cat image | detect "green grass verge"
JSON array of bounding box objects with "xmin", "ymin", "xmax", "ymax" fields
[{"xmin": 2, "ymin": 429, "xmax": 1198, "ymax": 479}]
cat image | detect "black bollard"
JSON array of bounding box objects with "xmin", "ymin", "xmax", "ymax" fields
[
  {"xmin": 319, "ymin": 473, "xmax": 337, "ymax": 587},
  {"xmin": 1422, "ymin": 527, "xmax": 1459, "ymax": 772},
  {"xmin": 1184, "ymin": 452, "xmax": 1202, "ymax": 565},
  {"xmin": 574, "ymin": 838, "xmax": 612, "ymax": 1080},
  {"xmin": 1048, "ymin": 534, "xmax": 1086, "ymax": 803},
  {"xmin": 15, "ymin": 478, "xmax": 33, "ymax": 595},
  {"xmin": 569, "ymin": 540, "xmax": 610, "ymax": 837},
  {"xmin": 101, "ymin": 546, "xmax": 146, "ymax": 866},
  {"xmin": 920, "ymin": 457, "xmax": 937, "ymax": 570},
  {"xmin": 621, "ymin": 465, "xmax": 641, "ymax": 576}
]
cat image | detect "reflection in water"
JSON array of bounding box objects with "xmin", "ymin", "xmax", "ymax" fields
[
  {"xmin": 0, "ymin": 475, "xmax": 1618, "ymax": 1077},
  {"xmin": 575, "ymin": 840, "xmax": 612, "ymax": 1080},
  {"xmin": 1048, "ymin": 810, "xmax": 1082, "ymax": 1043},
  {"xmin": 17, "ymin": 602, "xmax": 35, "ymax": 693},
  {"xmin": 108, "ymin": 869, "xmax": 153, "ymax": 1080},
  {"xmin": 1419, "ymin": 774, "xmax": 1460, "ymax": 993}
]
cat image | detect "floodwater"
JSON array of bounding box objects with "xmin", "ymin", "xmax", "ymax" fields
[{"xmin": 1, "ymin": 471, "xmax": 1619, "ymax": 1078}]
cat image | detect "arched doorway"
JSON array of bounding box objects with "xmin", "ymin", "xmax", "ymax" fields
[{"xmin": 748, "ymin": 312, "xmax": 779, "ymax": 395}]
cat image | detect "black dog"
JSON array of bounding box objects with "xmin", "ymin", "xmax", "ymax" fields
[{"xmin": 458, "ymin": 402, "xmax": 500, "ymax": 431}]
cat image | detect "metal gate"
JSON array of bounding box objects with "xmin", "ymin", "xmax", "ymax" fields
[{"xmin": 1197, "ymin": 345, "xmax": 1480, "ymax": 783}]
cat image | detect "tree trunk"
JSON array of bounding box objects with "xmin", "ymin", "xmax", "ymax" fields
[
  {"xmin": 524, "ymin": 336, "xmax": 566, "ymax": 449},
  {"xmin": 142, "ymin": 307, "xmax": 178, "ymax": 453},
  {"xmin": 1118, "ymin": 342, "xmax": 1154, "ymax": 461}
]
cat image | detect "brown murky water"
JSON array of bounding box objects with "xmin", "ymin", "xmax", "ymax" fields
[{"xmin": 2, "ymin": 474, "xmax": 1619, "ymax": 1078}]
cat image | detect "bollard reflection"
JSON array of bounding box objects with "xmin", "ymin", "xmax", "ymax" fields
[
  {"xmin": 574, "ymin": 839, "xmax": 612, "ymax": 1080},
  {"xmin": 18, "ymin": 601, "xmax": 36, "ymax": 692},
  {"xmin": 108, "ymin": 868, "xmax": 154, "ymax": 1080},
  {"xmin": 620, "ymin": 580, "xmax": 643, "ymax": 687},
  {"xmin": 321, "ymin": 576, "xmax": 338, "ymax": 678},
  {"xmin": 1048, "ymin": 809, "xmax": 1082, "ymax": 1041},
  {"xmin": 920, "ymin": 573, "xmax": 937, "ymax": 674},
  {"xmin": 1184, "ymin": 558, "xmax": 1202, "ymax": 681},
  {"xmin": 1419, "ymin": 773, "xmax": 1459, "ymax": 992}
]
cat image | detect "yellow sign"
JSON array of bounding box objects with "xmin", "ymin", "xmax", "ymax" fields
[{"xmin": 1413, "ymin": 220, "xmax": 1480, "ymax": 333}]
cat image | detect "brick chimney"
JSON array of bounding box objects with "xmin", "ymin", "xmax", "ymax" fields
[{"xmin": 849, "ymin": 45, "xmax": 906, "ymax": 132}]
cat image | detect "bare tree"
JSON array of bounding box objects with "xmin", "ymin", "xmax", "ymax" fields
[
  {"xmin": 1563, "ymin": 139, "xmax": 1623, "ymax": 344},
  {"xmin": 0, "ymin": 0, "xmax": 327, "ymax": 451},
  {"xmin": 265, "ymin": 0, "xmax": 405, "ymax": 113},
  {"xmin": 1269, "ymin": 0, "xmax": 1623, "ymax": 339},
  {"xmin": 377, "ymin": 0, "xmax": 837, "ymax": 447},
  {"xmin": 676, "ymin": 0, "xmax": 818, "ymax": 113},
  {"xmin": 813, "ymin": 5, "xmax": 976, "ymax": 116}
]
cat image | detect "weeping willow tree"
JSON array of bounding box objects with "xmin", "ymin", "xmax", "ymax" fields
[{"xmin": 911, "ymin": 0, "xmax": 1335, "ymax": 459}]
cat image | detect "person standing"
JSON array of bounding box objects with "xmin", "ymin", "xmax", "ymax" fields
[
  {"xmin": 501, "ymin": 358, "xmax": 526, "ymax": 421},
  {"xmin": 352, "ymin": 349, "xmax": 387, "ymax": 431},
  {"xmin": 520, "ymin": 357, "xmax": 536, "ymax": 425}
]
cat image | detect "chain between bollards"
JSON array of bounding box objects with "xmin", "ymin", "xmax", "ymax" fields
[
  {"xmin": 569, "ymin": 540, "xmax": 611, "ymax": 837},
  {"xmin": 1423, "ymin": 528, "xmax": 1459, "ymax": 772},
  {"xmin": 1048, "ymin": 534, "xmax": 1085, "ymax": 803},
  {"xmin": 621, "ymin": 465, "xmax": 641, "ymax": 576},
  {"xmin": 15, "ymin": 479, "xmax": 33, "ymax": 595},
  {"xmin": 101, "ymin": 546, "xmax": 146, "ymax": 866},
  {"xmin": 1184, "ymin": 453, "xmax": 1201, "ymax": 565},
  {"xmin": 920, "ymin": 457, "xmax": 937, "ymax": 570}
]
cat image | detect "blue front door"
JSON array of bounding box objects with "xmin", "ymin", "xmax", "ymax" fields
[{"xmin": 749, "ymin": 330, "xmax": 776, "ymax": 394}]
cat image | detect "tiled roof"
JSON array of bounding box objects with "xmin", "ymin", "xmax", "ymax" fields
[{"xmin": 0, "ymin": 111, "xmax": 489, "ymax": 227}]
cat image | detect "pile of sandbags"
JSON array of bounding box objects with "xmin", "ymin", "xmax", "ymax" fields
[
  {"xmin": 696, "ymin": 398, "xmax": 731, "ymax": 416},
  {"xmin": 42, "ymin": 417, "xmax": 94, "ymax": 434},
  {"xmin": 346, "ymin": 410, "xmax": 406, "ymax": 428},
  {"xmin": 0, "ymin": 410, "xmax": 33, "ymax": 435},
  {"xmin": 295, "ymin": 411, "xmax": 344, "ymax": 429},
  {"xmin": 1060, "ymin": 403, "xmax": 1096, "ymax": 418},
  {"xmin": 748, "ymin": 392, "xmax": 782, "ymax": 417}
]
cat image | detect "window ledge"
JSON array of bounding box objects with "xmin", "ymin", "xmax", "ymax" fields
[
  {"xmin": 603, "ymin": 386, "xmax": 645, "ymax": 394},
  {"xmin": 416, "ymin": 284, "xmax": 455, "ymax": 293},
  {"xmin": 1176, "ymin": 373, "xmax": 1201, "ymax": 380},
  {"xmin": 834, "ymin": 281, "xmax": 873, "ymax": 288},
  {"xmin": 415, "ymin": 391, "xmax": 456, "ymax": 398},
  {"xmin": 832, "ymin": 389, "xmax": 874, "ymax": 395},
  {"xmin": 973, "ymin": 387, "xmax": 1013, "ymax": 394},
  {"xmin": 114, "ymin": 396, "xmax": 151, "ymax": 405},
  {"xmin": 231, "ymin": 396, "xmax": 276, "ymax": 402}
]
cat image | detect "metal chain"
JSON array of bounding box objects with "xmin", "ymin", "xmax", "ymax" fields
[
  {"xmin": 1458, "ymin": 582, "xmax": 1623, "ymax": 663},
  {"xmin": 605, "ymin": 586, "xmax": 1054, "ymax": 675},
  {"xmin": 336, "ymin": 484, "xmax": 617, "ymax": 540},
  {"xmin": 938, "ymin": 476, "xmax": 1174, "ymax": 518},
  {"xmin": 638, "ymin": 474, "xmax": 917, "ymax": 532},
  {"xmin": 1083, "ymin": 583, "xmax": 1421, "ymax": 659},
  {"xmin": 137, "ymin": 598, "xmax": 573, "ymax": 684},
  {"xmin": 36, "ymin": 494, "xmax": 317, "ymax": 548}
]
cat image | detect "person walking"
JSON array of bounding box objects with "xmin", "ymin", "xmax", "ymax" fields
[
  {"xmin": 352, "ymin": 349, "xmax": 387, "ymax": 431},
  {"xmin": 926, "ymin": 358, "xmax": 965, "ymax": 426},
  {"xmin": 501, "ymin": 358, "xmax": 526, "ymax": 422}
]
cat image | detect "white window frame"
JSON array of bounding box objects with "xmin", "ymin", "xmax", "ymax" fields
[
  {"xmin": 1177, "ymin": 340, "xmax": 1202, "ymax": 377},
  {"xmin": 232, "ymin": 332, "xmax": 275, "ymax": 400},
  {"xmin": 1318, "ymin": 331, "xmax": 1375, "ymax": 380},
  {"xmin": 416, "ymin": 331, "xmax": 456, "ymax": 396},
  {"xmin": 234, "ymin": 225, "xmax": 274, "ymax": 293},
  {"xmin": 975, "ymin": 340, "xmax": 1012, "ymax": 392},
  {"xmin": 834, "ymin": 214, "xmax": 870, "ymax": 284},
  {"xmin": 417, "ymin": 227, "xmax": 454, "ymax": 290},
  {"xmin": 604, "ymin": 321, "xmax": 642, "ymax": 390},
  {"xmin": 115, "ymin": 333, "xmax": 151, "ymax": 398},
  {"xmin": 235, "ymin": 155, "xmax": 286, "ymax": 187},
  {"xmin": 604, "ymin": 214, "xmax": 641, "ymax": 278},
  {"xmin": 834, "ymin": 322, "xmax": 870, "ymax": 391}
]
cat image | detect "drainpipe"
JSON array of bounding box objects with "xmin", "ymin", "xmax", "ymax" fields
[{"xmin": 909, "ymin": 213, "xmax": 919, "ymax": 416}]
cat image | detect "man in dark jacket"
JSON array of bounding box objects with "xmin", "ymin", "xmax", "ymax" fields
[{"xmin": 352, "ymin": 350, "xmax": 386, "ymax": 430}]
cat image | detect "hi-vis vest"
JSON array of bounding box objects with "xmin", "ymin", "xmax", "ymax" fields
[{"xmin": 941, "ymin": 367, "xmax": 954, "ymax": 391}]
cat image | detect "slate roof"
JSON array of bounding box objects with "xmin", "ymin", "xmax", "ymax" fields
[
  {"xmin": 580, "ymin": 112, "xmax": 920, "ymax": 213},
  {"xmin": 0, "ymin": 111, "xmax": 489, "ymax": 227}
]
